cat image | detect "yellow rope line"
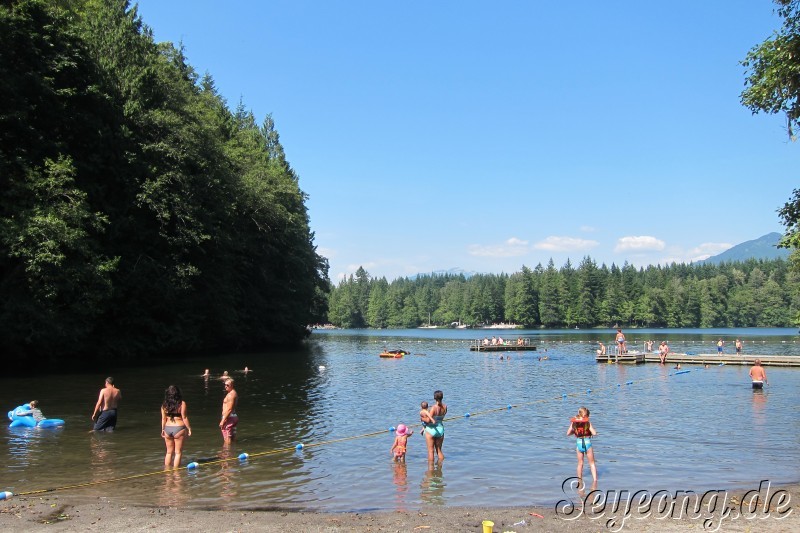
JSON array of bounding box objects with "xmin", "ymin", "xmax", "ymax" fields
[{"xmin": 7, "ymin": 366, "xmax": 700, "ymax": 499}]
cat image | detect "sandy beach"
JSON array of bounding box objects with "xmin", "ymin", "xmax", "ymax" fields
[{"xmin": 1, "ymin": 481, "xmax": 797, "ymax": 532}]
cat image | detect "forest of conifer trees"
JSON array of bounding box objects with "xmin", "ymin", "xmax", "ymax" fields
[
  {"xmin": 327, "ymin": 258, "xmax": 799, "ymax": 329},
  {"xmin": 0, "ymin": 0, "xmax": 329, "ymax": 366}
]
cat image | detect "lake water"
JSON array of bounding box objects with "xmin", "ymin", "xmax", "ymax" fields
[{"xmin": 2, "ymin": 328, "xmax": 799, "ymax": 512}]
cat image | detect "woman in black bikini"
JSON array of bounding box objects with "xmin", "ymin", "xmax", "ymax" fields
[{"xmin": 161, "ymin": 385, "xmax": 192, "ymax": 468}]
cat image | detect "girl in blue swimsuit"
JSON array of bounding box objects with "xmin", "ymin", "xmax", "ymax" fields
[
  {"xmin": 424, "ymin": 390, "xmax": 447, "ymax": 463},
  {"xmin": 566, "ymin": 406, "xmax": 597, "ymax": 484}
]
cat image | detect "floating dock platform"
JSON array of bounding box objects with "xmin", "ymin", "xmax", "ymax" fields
[
  {"xmin": 470, "ymin": 340, "xmax": 537, "ymax": 352},
  {"xmin": 596, "ymin": 352, "xmax": 800, "ymax": 367},
  {"xmin": 595, "ymin": 351, "xmax": 645, "ymax": 364}
]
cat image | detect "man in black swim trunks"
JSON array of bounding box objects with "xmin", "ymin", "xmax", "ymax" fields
[{"xmin": 91, "ymin": 377, "xmax": 121, "ymax": 431}]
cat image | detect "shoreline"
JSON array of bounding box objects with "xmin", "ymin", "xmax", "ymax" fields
[{"xmin": 2, "ymin": 480, "xmax": 797, "ymax": 532}]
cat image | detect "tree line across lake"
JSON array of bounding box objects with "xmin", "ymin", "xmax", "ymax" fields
[
  {"xmin": 327, "ymin": 258, "xmax": 798, "ymax": 329},
  {"xmin": 6, "ymin": 0, "xmax": 800, "ymax": 369},
  {"xmin": 0, "ymin": 0, "xmax": 329, "ymax": 367}
]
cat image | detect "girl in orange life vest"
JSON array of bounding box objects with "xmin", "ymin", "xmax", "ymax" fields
[{"xmin": 566, "ymin": 407, "xmax": 598, "ymax": 483}]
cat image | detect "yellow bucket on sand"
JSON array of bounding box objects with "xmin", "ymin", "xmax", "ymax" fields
[{"xmin": 482, "ymin": 520, "xmax": 494, "ymax": 533}]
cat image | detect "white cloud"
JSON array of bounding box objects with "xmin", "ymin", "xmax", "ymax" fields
[
  {"xmin": 345, "ymin": 261, "xmax": 378, "ymax": 272},
  {"xmin": 686, "ymin": 242, "xmax": 732, "ymax": 262},
  {"xmin": 651, "ymin": 242, "xmax": 732, "ymax": 266},
  {"xmin": 580, "ymin": 225, "xmax": 597, "ymax": 233},
  {"xmin": 534, "ymin": 236, "xmax": 599, "ymax": 252},
  {"xmin": 468, "ymin": 237, "xmax": 530, "ymax": 257},
  {"xmin": 334, "ymin": 261, "xmax": 380, "ymax": 281},
  {"xmin": 614, "ymin": 235, "xmax": 665, "ymax": 252},
  {"xmin": 317, "ymin": 247, "xmax": 335, "ymax": 259}
]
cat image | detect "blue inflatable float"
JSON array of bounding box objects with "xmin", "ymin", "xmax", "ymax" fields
[{"xmin": 7, "ymin": 404, "xmax": 64, "ymax": 429}]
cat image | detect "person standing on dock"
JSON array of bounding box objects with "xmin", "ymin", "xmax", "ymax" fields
[
  {"xmin": 615, "ymin": 329, "xmax": 626, "ymax": 355},
  {"xmin": 659, "ymin": 341, "xmax": 669, "ymax": 365},
  {"xmin": 749, "ymin": 359, "xmax": 768, "ymax": 389},
  {"xmin": 717, "ymin": 339, "xmax": 725, "ymax": 354}
]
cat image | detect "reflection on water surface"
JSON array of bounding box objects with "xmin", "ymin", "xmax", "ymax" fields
[{"xmin": 1, "ymin": 328, "xmax": 799, "ymax": 511}]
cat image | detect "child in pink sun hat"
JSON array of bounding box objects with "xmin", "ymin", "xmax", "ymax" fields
[{"xmin": 391, "ymin": 424, "xmax": 412, "ymax": 462}]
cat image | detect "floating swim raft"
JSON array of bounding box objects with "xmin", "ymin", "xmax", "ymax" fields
[
  {"xmin": 379, "ymin": 350, "xmax": 408, "ymax": 358},
  {"xmin": 469, "ymin": 339, "xmax": 537, "ymax": 352}
]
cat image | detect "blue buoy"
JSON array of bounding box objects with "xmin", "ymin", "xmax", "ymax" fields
[
  {"xmin": 617, "ymin": 383, "xmax": 621, "ymax": 387},
  {"xmin": 389, "ymin": 426, "xmax": 395, "ymax": 432},
  {"xmin": 586, "ymin": 389, "xmax": 592, "ymax": 394},
  {"xmin": 626, "ymin": 381, "xmax": 633, "ymax": 385},
  {"xmin": 507, "ymin": 404, "xmax": 512, "ymax": 410},
  {"xmin": 296, "ymin": 443, "xmax": 304, "ymax": 450},
  {"xmin": 562, "ymin": 393, "xmax": 567, "ymax": 398},
  {"xmin": 0, "ymin": 491, "xmax": 12, "ymax": 501},
  {"xmin": 238, "ymin": 453, "xmax": 249, "ymax": 461},
  {"xmin": 187, "ymin": 462, "xmax": 199, "ymax": 470},
  {"xmin": 465, "ymin": 412, "xmax": 470, "ymax": 417}
]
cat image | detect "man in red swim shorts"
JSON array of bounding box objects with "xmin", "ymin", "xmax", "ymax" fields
[{"xmin": 220, "ymin": 378, "xmax": 239, "ymax": 444}]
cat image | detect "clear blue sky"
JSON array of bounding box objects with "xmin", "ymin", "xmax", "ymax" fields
[{"xmin": 135, "ymin": 0, "xmax": 796, "ymax": 281}]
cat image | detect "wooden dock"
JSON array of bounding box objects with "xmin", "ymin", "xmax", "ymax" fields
[
  {"xmin": 596, "ymin": 352, "xmax": 800, "ymax": 367},
  {"xmin": 470, "ymin": 340, "xmax": 537, "ymax": 352},
  {"xmin": 595, "ymin": 351, "xmax": 645, "ymax": 364}
]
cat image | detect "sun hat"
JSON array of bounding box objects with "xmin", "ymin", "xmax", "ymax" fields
[{"xmin": 396, "ymin": 424, "xmax": 410, "ymax": 436}]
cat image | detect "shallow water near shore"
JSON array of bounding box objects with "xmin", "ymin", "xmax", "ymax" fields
[{"xmin": 2, "ymin": 328, "xmax": 799, "ymax": 512}]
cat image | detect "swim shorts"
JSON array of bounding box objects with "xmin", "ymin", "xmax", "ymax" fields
[
  {"xmin": 576, "ymin": 437, "xmax": 592, "ymax": 453},
  {"xmin": 94, "ymin": 409, "xmax": 117, "ymax": 431},
  {"xmin": 221, "ymin": 414, "xmax": 238, "ymax": 439}
]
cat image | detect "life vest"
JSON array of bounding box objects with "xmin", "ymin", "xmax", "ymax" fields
[{"xmin": 571, "ymin": 416, "xmax": 591, "ymax": 438}]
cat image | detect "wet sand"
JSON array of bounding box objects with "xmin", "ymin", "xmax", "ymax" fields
[{"xmin": 1, "ymin": 482, "xmax": 797, "ymax": 532}]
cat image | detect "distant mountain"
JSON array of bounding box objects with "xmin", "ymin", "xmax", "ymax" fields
[{"xmin": 697, "ymin": 232, "xmax": 791, "ymax": 265}]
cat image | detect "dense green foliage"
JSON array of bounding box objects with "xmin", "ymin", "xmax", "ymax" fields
[
  {"xmin": 742, "ymin": 1, "xmax": 800, "ymax": 322},
  {"xmin": 328, "ymin": 259, "xmax": 800, "ymax": 329},
  {"xmin": 0, "ymin": 0, "xmax": 329, "ymax": 365},
  {"xmin": 742, "ymin": 0, "xmax": 800, "ymax": 139}
]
